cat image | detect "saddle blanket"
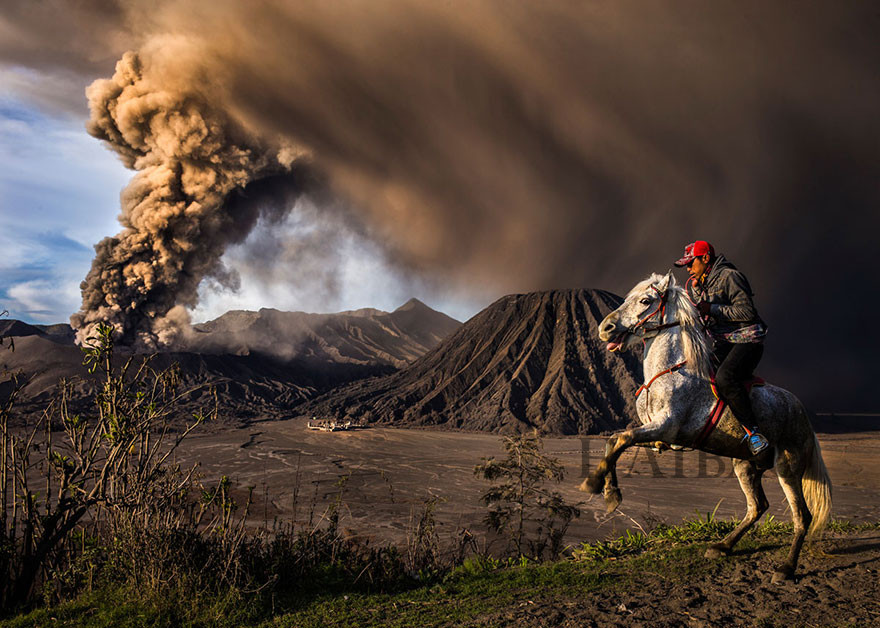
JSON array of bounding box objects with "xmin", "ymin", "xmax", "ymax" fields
[{"xmin": 693, "ymin": 376, "xmax": 765, "ymax": 447}]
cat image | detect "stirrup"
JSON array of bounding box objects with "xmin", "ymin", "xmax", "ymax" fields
[{"xmin": 745, "ymin": 431, "xmax": 770, "ymax": 456}]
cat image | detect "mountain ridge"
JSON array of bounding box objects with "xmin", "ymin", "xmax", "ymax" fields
[
  {"xmin": 188, "ymin": 299, "xmax": 461, "ymax": 367},
  {"xmin": 0, "ymin": 299, "xmax": 461, "ymax": 424},
  {"xmin": 302, "ymin": 289, "xmax": 643, "ymax": 435}
]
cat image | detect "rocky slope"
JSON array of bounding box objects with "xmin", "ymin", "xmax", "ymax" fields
[
  {"xmin": 303, "ymin": 289, "xmax": 643, "ymax": 434},
  {"xmin": 0, "ymin": 299, "xmax": 460, "ymax": 424}
]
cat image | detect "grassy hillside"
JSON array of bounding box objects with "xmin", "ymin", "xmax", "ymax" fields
[{"xmin": 4, "ymin": 518, "xmax": 877, "ymax": 628}]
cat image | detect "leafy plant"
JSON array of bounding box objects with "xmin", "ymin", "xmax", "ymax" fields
[
  {"xmin": 474, "ymin": 431, "xmax": 580, "ymax": 560},
  {"xmin": 405, "ymin": 496, "xmax": 444, "ymax": 580}
]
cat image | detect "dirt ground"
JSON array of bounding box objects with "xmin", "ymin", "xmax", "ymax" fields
[
  {"xmin": 177, "ymin": 421, "xmax": 880, "ymax": 548},
  {"xmin": 173, "ymin": 422, "xmax": 880, "ymax": 626},
  {"xmin": 473, "ymin": 528, "xmax": 880, "ymax": 627}
]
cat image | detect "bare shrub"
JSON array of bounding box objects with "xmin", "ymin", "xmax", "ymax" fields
[{"xmin": 0, "ymin": 323, "xmax": 214, "ymax": 611}]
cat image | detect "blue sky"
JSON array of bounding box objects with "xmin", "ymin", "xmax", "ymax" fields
[
  {"xmin": 0, "ymin": 94, "xmax": 481, "ymax": 325},
  {"xmin": 0, "ymin": 97, "xmax": 129, "ymax": 323}
]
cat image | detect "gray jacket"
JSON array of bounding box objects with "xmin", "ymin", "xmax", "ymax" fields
[{"xmin": 686, "ymin": 254, "xmax": 766, "ymax": 340}]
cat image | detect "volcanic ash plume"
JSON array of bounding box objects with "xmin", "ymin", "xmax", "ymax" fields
[
  {"xmin": 16, "ymin": 1, "xmax": 874, "ymax": 409},
  {"xmin": 70, "ymin": 49, "xmax": 309, "ymax": 348}
]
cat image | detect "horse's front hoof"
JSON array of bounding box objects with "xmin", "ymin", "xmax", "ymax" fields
[
  {"xmin": 579, "ymin": 475, "xmax": 603, "ymax": 495},
  {"xmin": 704, "ymin": 544, "xmax": 730, "ymax": 559},
  {"xmin": 771, "ymin": 566, "xmax": 795, "ymax": 584},
  {"xmin": 603, "ymin": 487, "xmax": 622, "ymax": 513}
]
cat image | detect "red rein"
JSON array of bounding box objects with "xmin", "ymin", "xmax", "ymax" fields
[{"xmin": 636, "ymin": 360, "xmax": 688, "ymax": 397}]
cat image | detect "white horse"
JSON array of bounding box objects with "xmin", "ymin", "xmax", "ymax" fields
[{"xmin": 580, "ymin": 272, "xmax": 831, "ymax": 583}]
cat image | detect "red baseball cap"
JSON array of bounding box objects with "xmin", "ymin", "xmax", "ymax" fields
[{"xmin": 674, "ymin": 240, "xmax": 715, "ymax": 267}]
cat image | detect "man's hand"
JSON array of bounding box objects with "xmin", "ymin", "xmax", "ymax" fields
[{"xmin": 697, "ymin": 301, "xmax": 711, "ymax": 317}]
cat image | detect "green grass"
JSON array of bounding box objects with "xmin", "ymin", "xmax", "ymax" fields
[
  {"xmin": 569, "ymin": 505, "xmax": 789, "ymax": 562},
  {"xmin": 0, "ymin": 564, "xmax": 608, "ymax": 628},
  {"xmin": 1, "ymin": 586, "xmax": 262, "ymax": 628},
  {"xmin": 3, "ymin": 516, "xmax": 876, "ymax": 628},
  {"xmin": 0, "ymin": 549, "xmax": 675, "ymax": 627},
  {"xmin": 267, "ymin": 566, "xmax": 601, "ymax": 628},
  {"xmin": 826, "ymin": 518, "xmax": 880, "ymax": 534}
]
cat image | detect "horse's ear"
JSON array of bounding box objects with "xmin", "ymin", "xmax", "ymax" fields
[{"xmin": 656, "ymin": 270, "xmax": 673, "ymax": 293}]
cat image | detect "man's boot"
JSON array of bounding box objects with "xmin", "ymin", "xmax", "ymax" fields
[{"xmin": 726, "ymin": 383, "xmax": 769, "ymax": 455}]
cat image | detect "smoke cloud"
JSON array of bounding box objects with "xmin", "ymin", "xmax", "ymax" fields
[
  {"xmin": 2, "ymin": 1, "xmax": 879, "ymax": 408},
  {"xmin": 69, "ymin": 48, "xmax": 314, "ymax": 346}
]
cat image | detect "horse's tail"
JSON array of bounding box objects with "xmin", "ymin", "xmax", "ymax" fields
[{"xmin": 803, "ymin": 432, "xmax": 832, "ymax": 538}]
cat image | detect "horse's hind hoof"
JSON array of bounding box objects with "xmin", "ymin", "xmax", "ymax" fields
[
  {"xmin": 771, "ymin": 567, "xmax": 795, "ymax": 584},
  {"xmin": 704, "ymin": 544, "xmax": 730, "ymax": 559},
  {"xmin": 579, "ymin": 475, "xmax": 603, "ymax": 495},
  {"xmin": 603, "ymin": 487, "xmax": 622, "ymax": 513}
]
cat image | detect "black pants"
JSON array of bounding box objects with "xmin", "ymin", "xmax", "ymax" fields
[{"xmin": 714, "ymin": 341, "xmax": 764, "ymax": 428}]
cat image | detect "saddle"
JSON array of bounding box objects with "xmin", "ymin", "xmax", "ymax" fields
[{"xmin": 693, "ymin": 376, "xmax": 765, "ymax": 448}]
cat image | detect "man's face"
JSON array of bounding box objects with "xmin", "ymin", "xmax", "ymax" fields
[{"xmin": 687, "ymin": 254, "xmax": 711, "ymax": 279}]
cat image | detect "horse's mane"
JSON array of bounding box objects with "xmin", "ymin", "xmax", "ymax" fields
[{"xmin": 640, "ymin": 273, "xmax": 713, "ymax": 380}]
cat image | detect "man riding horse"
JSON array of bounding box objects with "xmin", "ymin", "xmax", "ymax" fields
[
  {"xmin": 586, "ymin": 267, "xmax": 831, "ymax": 582},
  {"xmin": 674, "ymin": 240, "xmax": 770, "ymax": 455}
]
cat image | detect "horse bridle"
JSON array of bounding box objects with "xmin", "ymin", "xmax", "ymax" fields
[
  {"xmin": 630, "ymin": 284, "xmax": 686, "ymax": 399},
  {"xmin": 628, "ymin": 284, "xmax": 680, "ymax": 340}
]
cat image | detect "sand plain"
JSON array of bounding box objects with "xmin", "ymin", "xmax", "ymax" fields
[{"xmin": 174, "ymin": 420, "xmax": 880, "ymax": 552}]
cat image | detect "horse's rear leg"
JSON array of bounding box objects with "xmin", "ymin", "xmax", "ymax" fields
[
  {"xmin": 705, "ymin": 459, "xmax": 768, "ymax": 558},
  {"xmin": 773, "ymin": 454, "xmax": 813, "ymax": 583}
]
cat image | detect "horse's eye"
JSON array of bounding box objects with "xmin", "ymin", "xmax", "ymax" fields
[{"xmin": 639, "ymin": 298, "xmax": 652, "ymax": 305}]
